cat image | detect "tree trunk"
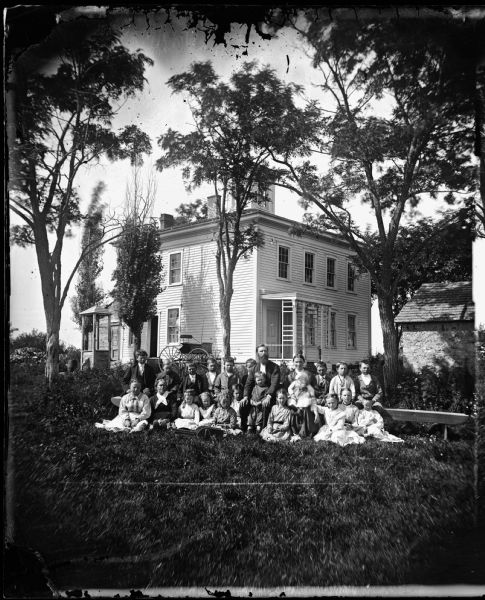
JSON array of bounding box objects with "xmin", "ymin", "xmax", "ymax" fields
[
  {"xmin": 45, "ymin": 320, "xmax": 61, "ymax": 385},
  {"xmin": 378, "ymin": 294, "xmax": 400, "ymax": 400},
  {"xmin": 220, "ymin": 296, "xmax": 232, "ymax": 360}
]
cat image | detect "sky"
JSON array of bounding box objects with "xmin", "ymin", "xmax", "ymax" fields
[{"xmin": 8, "ymin": 7, "xmax": 483, "ymax": 350}]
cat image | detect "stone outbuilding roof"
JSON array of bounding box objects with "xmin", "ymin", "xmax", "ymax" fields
[{"xmin": 395, "ymin": 281, "xmax": 474, "ymax": 324}]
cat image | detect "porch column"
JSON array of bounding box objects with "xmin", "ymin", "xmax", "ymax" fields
[
  {"xmin": 301, "ymin": 301, "xmax": 306, "ymax": 357},
  {"xmin": 292, "ymin": 299, "xmax": 297, "ymax": 358}
]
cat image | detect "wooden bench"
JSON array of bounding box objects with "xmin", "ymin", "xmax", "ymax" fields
[{"xmin": 384, "ymin": 408, "xmax": 470, "ymax": 440}]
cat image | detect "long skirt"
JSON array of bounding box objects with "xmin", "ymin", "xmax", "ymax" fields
[
  {"xmin": 290, "ymin": 407, "xmax": 319, "ymax": 438},
  {"xmin": 260, "ymin": 426, "xmax": 291, "ymax": 442},
  {"xmin": 314, "ymin": 425, "xmax": 365, "ymax": 446}
]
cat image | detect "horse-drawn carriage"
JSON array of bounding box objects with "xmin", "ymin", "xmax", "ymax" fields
[{"xmin": 158, "ymin": 335, "xmax": 213, "ymax": 377}]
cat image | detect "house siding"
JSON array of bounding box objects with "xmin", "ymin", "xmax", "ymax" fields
[
  {"xmin": 256, "ymin": 222, "xmax": 371, "ymax": 365},
  {"xmin": 124, "ymin": 210, "xmax": 372, "ymax": 369},
  {"xmin": 157, "ymin": 233, "xmax": 257, "ymax": 362}
]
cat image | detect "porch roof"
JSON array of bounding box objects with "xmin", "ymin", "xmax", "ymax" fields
[{"xmin": 260, "ymin": 291, "xmax": 332, "ymax": 306}]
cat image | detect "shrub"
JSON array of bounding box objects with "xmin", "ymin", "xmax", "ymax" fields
[{"xmin": 392, "ymin": 364, "xmax": 475, "ymax": 414}]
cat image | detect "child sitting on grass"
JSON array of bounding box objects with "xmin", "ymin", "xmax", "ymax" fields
[
  {"xmin": 288, "ymin": 373, "xmax": 319, "ymax": 442},
  {"xmin": 314, "ymin": 393, "xmax": 364, "ymax": 446},
  {"xmin": 247, "ymin": 371, "xmax": 268, "ymax": 434},
  {"xmin": 353, "ymin": 398, "xmax": 403, "ymax": 443},
  {"xmin": 339, "ymin": 389, "xmax": 359, "ymax": 427},
  {"xmin": 211, "ymin": 390, "xmax": 240, "ymax": 434},
  {"xmin": 199, "ymin": 391, "xmax": 216, "ymax": 426},
  {"xmin": 174, "ymin": 389, "xmax": 200, "ymax": 430},
  {"xmin": 96, "ymin": 380, "xmax": 151, "ymax": 433},
  {"xmin": 260, "ymin": 388, "xmax": 292, "ymax": 442}
]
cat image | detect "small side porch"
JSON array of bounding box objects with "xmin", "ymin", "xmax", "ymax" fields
[{"xmin": 260, "ymin": 293, "xmax": 332, "ymax": 365}]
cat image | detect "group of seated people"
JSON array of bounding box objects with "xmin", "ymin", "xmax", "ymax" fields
[{"xmin": 95, "ymin": 345, "xmax": 403, "ymax": 445}]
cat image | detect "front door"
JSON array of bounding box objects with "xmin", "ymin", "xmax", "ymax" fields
[
  {"xmin": 149, "ymin": 316, "xmax": 159, "ymax": 358},
  {"xmin": 266, "ymin": 308, "xmax": 281, "ymax": 359}
]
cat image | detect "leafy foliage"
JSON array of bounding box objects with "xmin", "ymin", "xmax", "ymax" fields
[
  {"xmin": 8, "ymin": 19, "xmax": 152, "ymax": 379},
  {"xmin": 157, "ymin": 61, "xmax": 318, "ymax": 356},
  {"xmin": 174, "ymin": 198, "xmax": 209, "ymax": 225},
  {"xmin": 267, "ymin": 16, "xmax": 475, "ymax": 393},
  {"xmin": 70, "ymin": 182, "xmax": 107, "ymax": 328},
  {"xmin": 10, "ymin": 328, "xmax": 49, "ymax": 352},
  {"xmin": 111, "ymin": 221, "xmax": 164, "ymax": 353}
]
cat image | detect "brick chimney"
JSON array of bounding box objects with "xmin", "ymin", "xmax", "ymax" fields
[{"xmin": 159, "ymin": 213, "xmax": 174, "ymax": 230}]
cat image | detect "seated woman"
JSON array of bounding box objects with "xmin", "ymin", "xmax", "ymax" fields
[
  {"xmin": 287, "ymin": 372, "xmax": 320, "ymax": 441},
  {"xmin": 149, "ymin": 376, "xmax": 178, "ymax": 429},
  {"xmin": 314, "ymin": 393, "xmax": 364, "ymax": 446},
  {"xmin": 96, "ymin": 380, "xmax": 151, "ymax": 433},
  {"xmin": 355, "ymin": 361, "xmax": 384, "ymax": 414},
  {"xmin": 353, "ymin": 398, "xmax": 403, "ymax": 443},
  {"xmin": 174, "ymin": 389, "xmax": 201, "ymax": 430},
  {"xmin": 260, "ymin": 388, "xmax": 292, "ymax": 442}
]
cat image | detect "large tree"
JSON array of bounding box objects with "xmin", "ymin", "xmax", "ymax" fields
[
  {"xmin": 267, "ymin": 15, "xmax": 475, "ymax": 392},
  {"xmin": 156, "ymin": 61, "xmax": 318, "ymax": 357},
  {"xmin": 111, "ymin": 166, "xmax": 164, "ymax": 357},
  {"xmin": 8, "ymin": 19, "xmax": 152, "ymax": 381},
  {"xmin": 70, "ymin": 182, "xmax": 106, "ymax": 329}
]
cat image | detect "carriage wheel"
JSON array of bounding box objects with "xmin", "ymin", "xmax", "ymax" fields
[
  {"xmin": 158, "ymin": 345, "xmax": 183, "ymax": 373},
  {"xmin": 188, "ymin": 347, "xmax": 210, "ymax": 375}
]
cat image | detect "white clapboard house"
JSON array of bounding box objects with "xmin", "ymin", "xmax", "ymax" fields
[{"xmin": 108, "ymin": 194, "xmax": 372, "ymax": 369}]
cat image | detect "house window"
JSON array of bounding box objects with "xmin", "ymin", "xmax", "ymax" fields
[
  {"xmin": 168, "ymin": 252, "xmax": 182, "ymax": 285},
  {"xmin": 167, "ymin": 308, "xmax": 180, "ymax": 344},
  {"xmin": 327, "ymin": 257, "xmax": 336, "ymax": 288},
  {"xmin": 128, "ymin": 328, "xmax": 133, "ymax": 346},
  {"xmin": 329, "ymin": 310, "xmax": 337, "ymax": 347},
  {"xmin": 347, "ymin": 263, "xmax": 356, "ymax": 292},
  {"xmin": 347, "ymin": 314, "xmax": 357, "ymax": 349},
  {"xmin": 278, "ymin": 245, "xmax": 290, "ymax": 279},
  {"xmin": 305, "ymin": 309, "xmax": 316, "ymax": 345},
  {"xmin": 304, "ymin": 252, "xmax": 315, "ymax": 284}
]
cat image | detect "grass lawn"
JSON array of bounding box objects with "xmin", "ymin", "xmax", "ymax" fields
[{"xmin": 7, "ymin": 369, "xmax": 483, "ymax": 591}]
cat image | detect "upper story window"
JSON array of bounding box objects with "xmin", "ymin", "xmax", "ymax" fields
[
  {"xmin": 327, "ymin": 257, "xmax": 336, "ymax": 288},
  {"xmin": 167, "ymin": 308, "xmax": 180, "ymax": 344},
  {"xmin": 304, "ymin": 252, "xmax": 315, "ymax": 284},
  {"xmin": 168, "ymin": 252, "xmax": 182, "ymax": 285},
  {"xmin": 278, "ymin": 245, "xmax": 290, "ymax": 279},
  {"xmin": 347, "ymin": 263, "xmax": 356, "ymax": 292},
  {"xmin": 347, "ymin": 314, "xmax": 357, "ymax": 349}
]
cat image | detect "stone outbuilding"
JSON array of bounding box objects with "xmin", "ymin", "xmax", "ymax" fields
[{"xmin": 395, "ymin": 281, "xmax": 474, "ymax": 375}]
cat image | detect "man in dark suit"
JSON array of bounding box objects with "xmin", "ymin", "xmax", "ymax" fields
[
  {"xmin": 122, "ymin": 349, "xmax": 158, "ymax": 396},
  {"xmin": 178, "ymin": 361, "xmax": 208, "ymax": 403},
  {"xmin": 241, "ymin": 343, "xmax": 281, "ymax": 431}
]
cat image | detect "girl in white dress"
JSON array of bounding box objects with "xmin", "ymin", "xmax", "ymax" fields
[
  {"xmin": 340, "ymin": 389, "xmax": 359, "ymax": 427},
  {"xmin": 260, "ymin": 388, "xmax": 292, "ymax": 442},
  {"xmin": 314, "ymin": 394, "xmax": 365, "ymax": 446},
  {"xmin": 198, "ymin": 392, "xmax": 216, "ymax": 426},
  {"xmin": 354, "ymin": 398, "xmax": 403, "ymax": 443},
  {"xmin": 174, "ymin": 389, "xmax": 201, "ymax": 429},
  {"xmin": 95, "ymin": 380, "xmax": 151, "ymax": 433}
]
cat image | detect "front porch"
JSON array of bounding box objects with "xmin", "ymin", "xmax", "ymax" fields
[{"xmin": 260, "ymin": 293, "xmax": 333, "ymax": 364}]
